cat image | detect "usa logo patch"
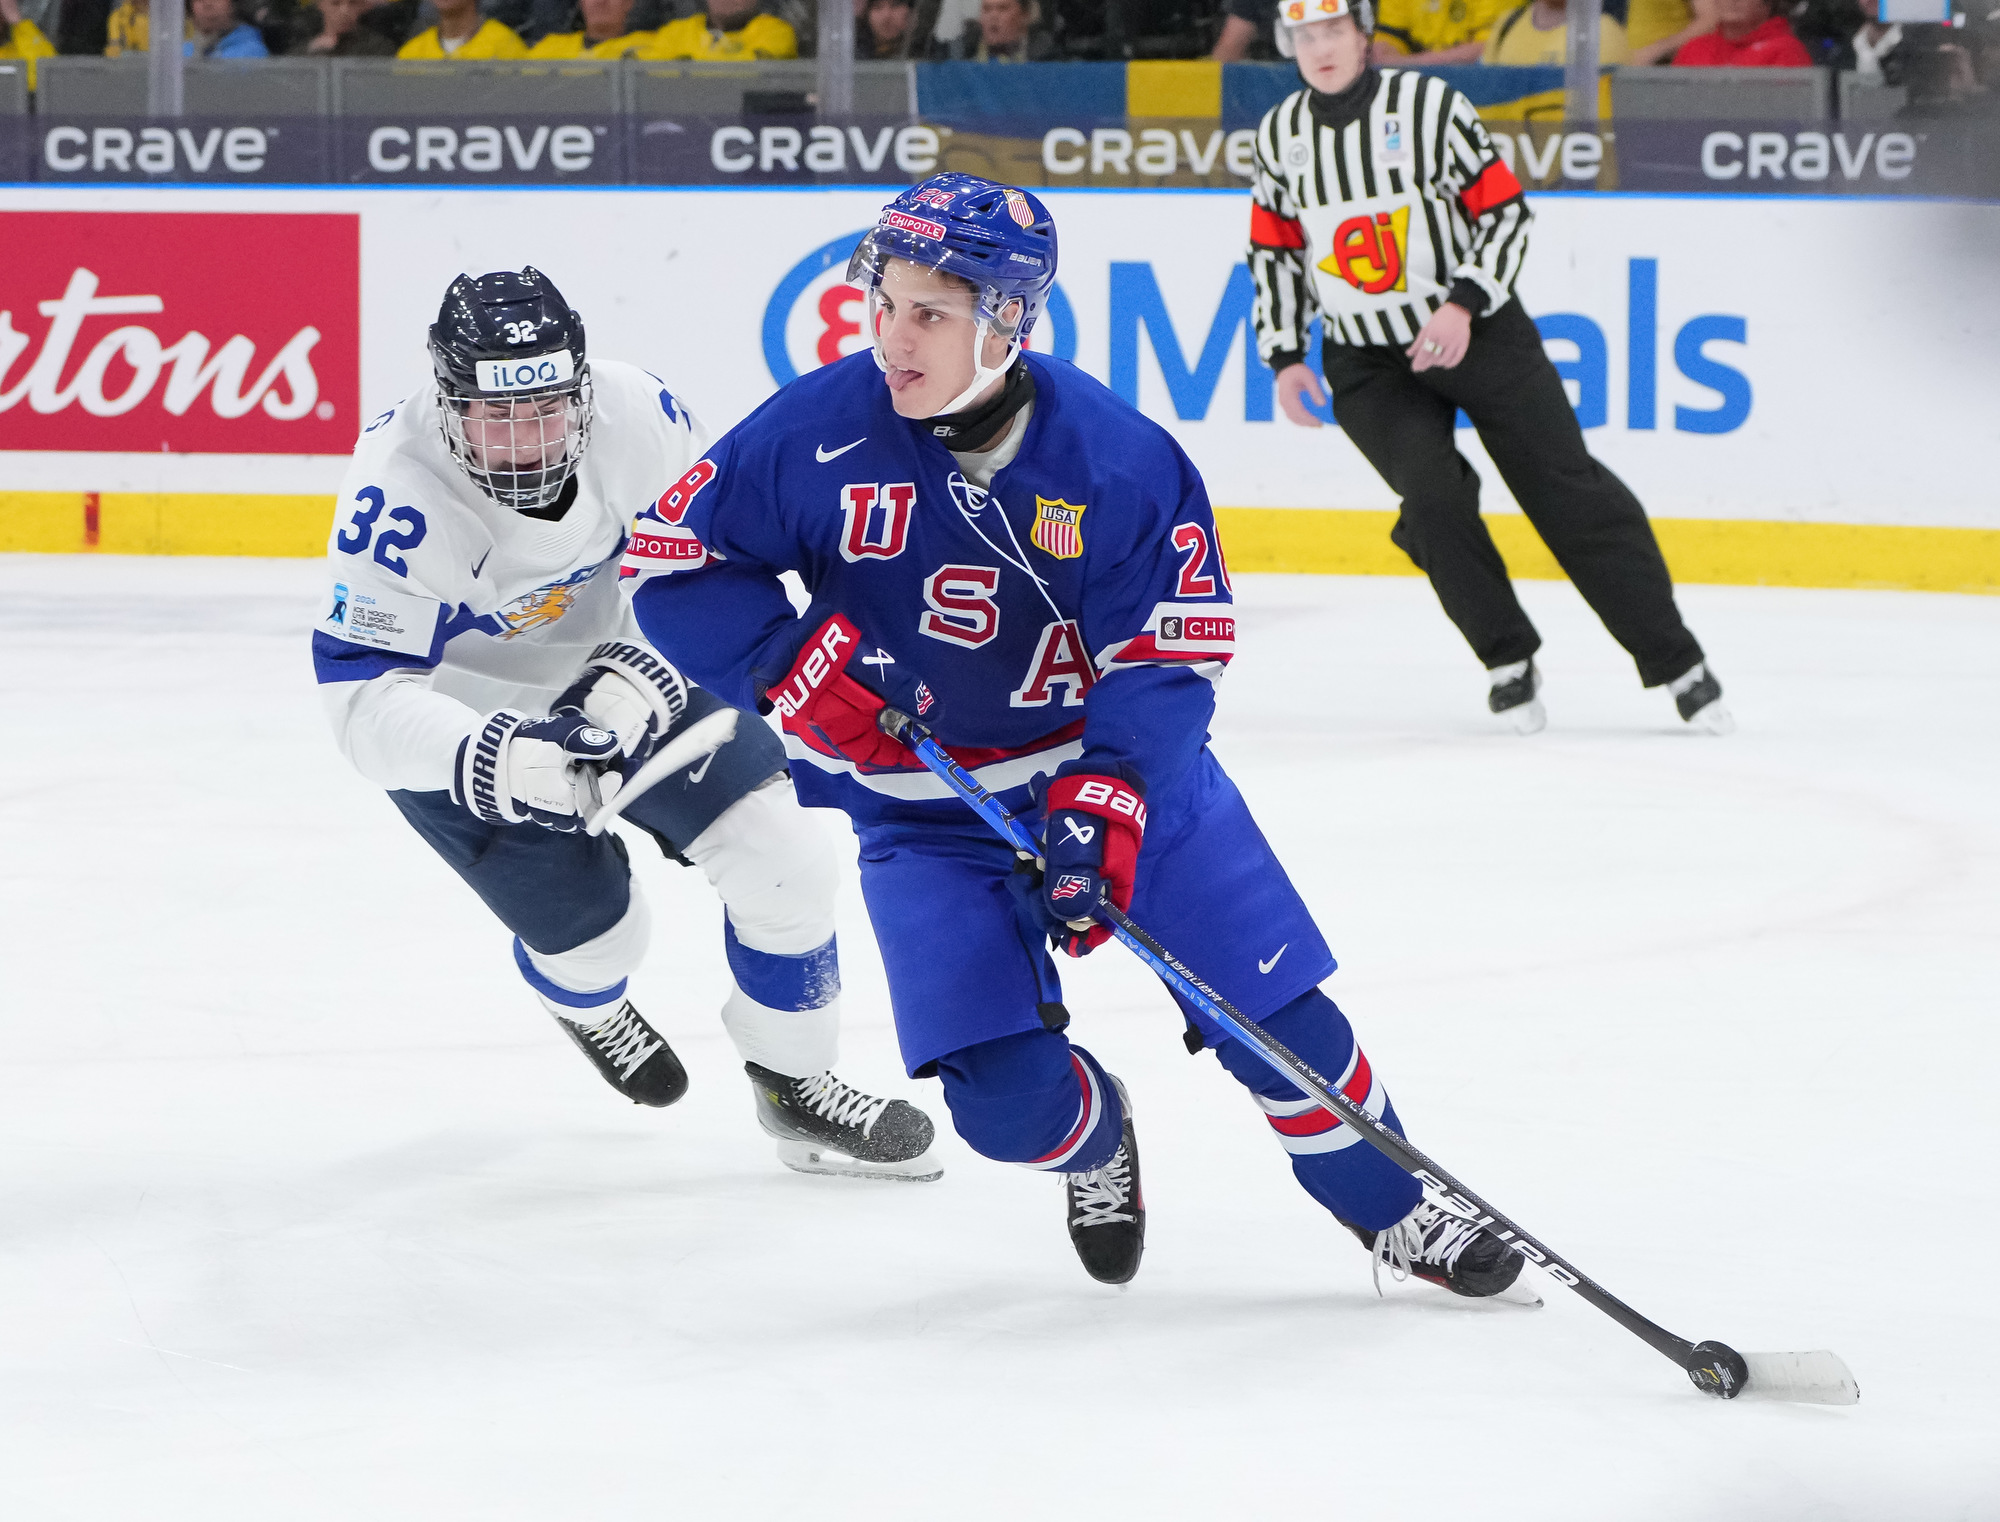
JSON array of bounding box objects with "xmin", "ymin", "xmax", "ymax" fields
[
  {"xmin": 1050, "ymin": 874, "xmax": 1091, "ymax": 903},
  {"xmin": 1030, "ymin": 496, "xmax": 1086, "ymax": 560}
]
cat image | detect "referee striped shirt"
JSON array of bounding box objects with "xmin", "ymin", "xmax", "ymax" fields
[{"xmin": 1248, "ymin": 67, "xmax": 1530, "ymax": 363}]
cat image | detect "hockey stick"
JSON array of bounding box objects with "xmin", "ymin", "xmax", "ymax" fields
[
  {"xmin": 583, "ymin": 708, "xmax": 740, "ymax": 837},
  {"xmin": 877, "ymin": 705, "xmax": 1858, "ymax": 1406}
]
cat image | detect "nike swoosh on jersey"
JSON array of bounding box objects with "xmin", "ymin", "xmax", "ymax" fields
[
  {"xmin": 1258, "ymin": 945, "xmax": 1288, "ymax": 974},
  {"xmin": 685, "ymin": 750, "xmax": 716, "ymax": 785},
  {"xmin": 470, "ymin": 547, "xmax": 493, "ymax": 578},
  {"xmin": 816, "ymin": 438, "xmax": 866, "ymax": 463}
]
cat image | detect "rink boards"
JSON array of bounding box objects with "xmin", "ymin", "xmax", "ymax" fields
[{"xmin": 2, "ymin": 186, "xmax": 1997, "ymax": 592}]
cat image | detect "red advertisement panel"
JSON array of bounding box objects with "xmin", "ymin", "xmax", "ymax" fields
[{"xmin": 0, "ymin": 211, "xmax": 361, "ymax": 455}]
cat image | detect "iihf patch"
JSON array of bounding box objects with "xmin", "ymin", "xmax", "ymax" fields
[
  {"xmin": 321, "ymin": 579, "xmax": 437, "ymax": 656},
  {"xmin": 1050, "ymin": 874, "xmax": 1092, "ymax": 903}
]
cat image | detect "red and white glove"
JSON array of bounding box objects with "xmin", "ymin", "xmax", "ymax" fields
[
  {"xmin": 1038, "ymin": 772, "xmax": 1147, "ymax": 956},
  {"xmin": 765, "ymin": 613, "xmax": 913, "ymax": 771}
]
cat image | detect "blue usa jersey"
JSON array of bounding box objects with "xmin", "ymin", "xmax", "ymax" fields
[{"xmin": 621, "ymin": 353, "xmax": 1235, "ymax": 823}]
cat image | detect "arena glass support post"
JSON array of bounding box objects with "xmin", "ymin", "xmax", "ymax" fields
[
  {"xmin": 147, "ymin": 0, "xmax": 186, "ymax": 117},
  {"xmin": 817, "ymin": 0, "xmax": 855, "ymax": 118},
  {"xmin": 1564, "ymin": 0, "xmax": 1599, "ymax": 123}
]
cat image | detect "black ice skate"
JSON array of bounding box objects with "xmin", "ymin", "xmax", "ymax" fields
[
  {"xmin": 1487, "ymin": 658, "xmax": 1546, "ymax": 734},
  {"xmin": 1341, "ymin": 1201, "xmax": 1541, "ymax": 1305},
  {"xmin": 553, "ymin": 1000, "xmax": 689, "ymax": 1107},
  {"xmin": 1065, "ymin": 1078, "xmax": 1145, "ymax": 1285},
  {"xmin": 746, "ymin": 1063, "xmax": 942, "ymax": 1182},
  {"xmin": 1668, "ymin": 661, "xmax": 1735, "ymax": 735}
]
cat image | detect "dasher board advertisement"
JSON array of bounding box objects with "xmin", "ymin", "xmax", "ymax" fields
[{"xmin": 1, "ymin": 188, "xmax": 1996, "ymax": 533}]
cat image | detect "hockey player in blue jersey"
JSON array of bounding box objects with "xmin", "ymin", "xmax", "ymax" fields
[
  {"xmin": 622, "ymin": 175, "xmax": 1531, "ymax": 1293},
  {"xmin": 311, "ymin": 268, "xmax": 940, "ymax": 1181}
]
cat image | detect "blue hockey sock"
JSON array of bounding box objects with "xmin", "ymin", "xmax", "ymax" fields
[
  {"xmin": 1213, "ymin": 988, "xmax": 1422, "ymax": 1232},
  {"xmin": 935, "ymin": 1028, "xmax": 1123, "ymax": 1173},
  {"xmin": 722, "ymin": 917, "xmax": 840, "ymax": 1012}
]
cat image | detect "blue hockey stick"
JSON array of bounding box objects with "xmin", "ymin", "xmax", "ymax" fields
[{"xmin": 875, "ymin": 705, "xmax": 1857, "ymax": 1406}]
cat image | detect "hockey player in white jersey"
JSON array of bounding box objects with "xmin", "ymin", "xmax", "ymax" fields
[{"xmin": 311, "ymin": 267, "xmax": 939, "ymax": 1181}]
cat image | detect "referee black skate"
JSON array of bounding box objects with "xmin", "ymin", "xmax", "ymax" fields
[{"xmin": 1249, "ymin": 0, "xmax": 1731, "ymax": 734}]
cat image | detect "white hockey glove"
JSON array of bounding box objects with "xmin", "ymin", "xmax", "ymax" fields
[
  {"xmin": 554, "ymin": 640, "xmax": 691, "ymax": 762},
  {"xmin": 452, "ymin": 710, "xmax": 621, "ymax": 831}
]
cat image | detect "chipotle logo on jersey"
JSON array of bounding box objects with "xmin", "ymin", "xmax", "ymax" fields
[{"xmin": 0, "ymin": 211, "xmax": 359, "ymax": 455}]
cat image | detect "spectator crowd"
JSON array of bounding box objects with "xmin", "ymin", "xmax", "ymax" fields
[{"xmin": 6, "ymin": 0, "xmax": 1994, "ymax": 108}]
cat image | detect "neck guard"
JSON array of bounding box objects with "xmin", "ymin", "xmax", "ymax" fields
[{"xmin": 923, "ymin": 359, "xmax": 1036, "ymax": 450}]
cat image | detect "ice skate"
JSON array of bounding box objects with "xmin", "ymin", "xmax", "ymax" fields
[
  {"xmin": 1487, "ymin": 659, "xmax": 1546, "ymax": 734},
  {"xmin": 552, "ymin": 1000, "xmax": 689, "ymax": 1108},
  {"xmin": 1065, "ymin": 1077, "xmax": 1145, "ymax": 1285},
  {"xmin": 1669, "ymin": 662, "xmax": 1735, "ymax": 734},
  {"xmin": 746, "ymin": 1063, "xmax": 941, "ymax": 1181},
  {"xmin": 1342, "ymin": 1200, "xmax": 1543, "ymax": 1305}
]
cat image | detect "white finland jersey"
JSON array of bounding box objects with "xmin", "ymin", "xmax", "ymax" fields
[
  {"xmin": 1247, "ymin": 68, "xmax": 1531, "ymax": 356},
  {"xmin": 313, "ymin": 358, "xmax": 703, "ymax": 794}
]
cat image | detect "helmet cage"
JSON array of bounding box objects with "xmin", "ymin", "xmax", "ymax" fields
[
  {"xmin": 846, "ymin": 230, "xmax": 1041, "ymax": 417},
  {"xmin": 437, "ymin": 367, "xmax": 594, "ymax": 513}
]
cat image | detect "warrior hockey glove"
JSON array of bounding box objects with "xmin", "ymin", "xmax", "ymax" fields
[
  {"xmin": 1018, "ymin": 769, "xmax": 1147, "ymax": 957},
  {"xmin": 554, "ymin": 640, "xmax": 692, "ymax": 763},
  {"xmin": 765, "ymin": 612, "xmax": 939, "ymax": 772},
  {"xmin": 453, "ymin": 710, "xmax": 621, "ymax": 831}
]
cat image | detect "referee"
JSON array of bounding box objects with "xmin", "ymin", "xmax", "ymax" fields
[{"xmin": 1248, "ymin": 0, "xmax": 1731, "ymax": 734}]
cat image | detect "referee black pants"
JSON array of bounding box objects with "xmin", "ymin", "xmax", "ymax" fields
[{"xmin": 1321, "ymin": 300, "xmax": 1702, "ymax": 687}]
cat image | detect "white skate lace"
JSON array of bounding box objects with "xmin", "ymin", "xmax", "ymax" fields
[
  {"xmin": 1068, "ymin": 1146, "xmax": 1135, "ymax": 1229},
  {"xmin": 795, "ymin": 1072, "xmax": 892, "ymax": 1138},
  {"xmin": 1371, "ymin": 1202, "xmax": 1485, "ymax": 1297},
  {"xmin": 577, "ymin": 1003, "xmax": 663, "ymax": 1081}
]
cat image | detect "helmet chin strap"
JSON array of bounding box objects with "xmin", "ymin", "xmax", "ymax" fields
[
  {"xmin": 938, "ymin": 316, "xmax": 1020, "ymax": 417},
  {"xmin": 864, "ymin": 286, "xmax": 1021, "ymax": 420}
]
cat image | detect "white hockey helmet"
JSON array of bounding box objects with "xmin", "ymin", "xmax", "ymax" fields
[{"xmin": 1275, "ymin": 0, "xmax": 1376, "ymax": 57}]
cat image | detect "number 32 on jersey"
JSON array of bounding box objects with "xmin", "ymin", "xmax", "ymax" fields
[{"xmin": 337, "ymin": 486, "xmax": 429, "ymax": 578}]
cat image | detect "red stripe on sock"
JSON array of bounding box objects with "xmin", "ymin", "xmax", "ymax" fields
[
  {"xmin": 1264, "ymin": 1048, "xmax": 1374, "ymax": 1136},
  {"xmin": 1028, "ymin": 1055, "xmax": 1095, "ymax": 1165}
]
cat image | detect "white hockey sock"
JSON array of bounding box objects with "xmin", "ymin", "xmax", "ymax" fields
[{"xmin": 514, "ymin": 883, "xmax": 652, "ymax": 1022}]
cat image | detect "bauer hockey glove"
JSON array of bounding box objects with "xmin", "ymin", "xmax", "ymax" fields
[
  {"xmin": 453, "ymin": 710, "xmax": 621, "ymax": 832},
  {"xmin": 1013, "ymin": 768, "xmax": 1147, "ymax": 957},
  {"xmin": 553, "ymin": 640, "xmax": 693, "ymax": 765},
  {"xmin": 763, "ymin": 612, "xmax": 939, "ymax": 772}
]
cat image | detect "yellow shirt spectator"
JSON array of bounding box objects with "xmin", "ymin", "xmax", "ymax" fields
[
  {"xmin": 1483, "ymin": 1, "xmax": 1630, "ymax": 63},
  {"xmin": 1625, "ymin": 0, "xmax": 1690, "ymax": 50},
  {"xmin": 647, "ymin": 10, "xmax": 798, "ymax": 61},
  {"xmin": 104, "ymin": 1, "xmax": 195, "ymax": 56},
  {"xmin": 527, "ymin": 28, "xmax": 654, "ymax": 57},
  {"xmin": 1373, "ymin": 0, "xmax": 1509, "ymax": 57},
  {"xmin": 398, "ymin": 17, "xmax": 530, "ymax": 58},
  {"xmin": 1, "ymin": 16, "xmax": 56, "ymax": 88}
]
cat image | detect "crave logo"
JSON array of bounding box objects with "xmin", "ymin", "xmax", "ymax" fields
[
  {"xmin": 761, "ymin": 230, "xmax": 1079, "ymax": 389},
  {"xmin": 0, "ymin": 211, "xmax": 360, "ymax": 454}
]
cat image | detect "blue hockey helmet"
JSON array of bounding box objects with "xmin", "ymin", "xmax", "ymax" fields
[{"xmin": 845, "ymin": 174, "xmax": 1058, "ymax": 414}]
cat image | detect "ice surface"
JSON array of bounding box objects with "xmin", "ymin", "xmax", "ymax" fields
[{"xmin": 2, "ymin": 556, "xmax": 1995, "ymax": 1520}]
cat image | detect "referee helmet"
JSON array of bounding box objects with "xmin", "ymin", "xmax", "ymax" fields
[{"xmin": 1275, "ymin": 0, "xmax": 1377, "ymax": 56}]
